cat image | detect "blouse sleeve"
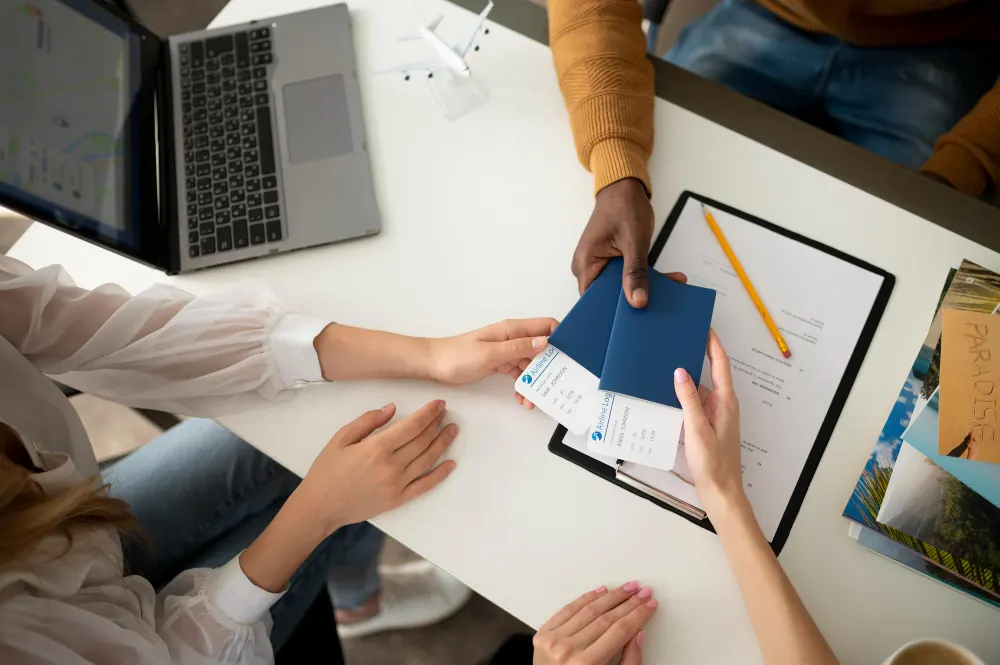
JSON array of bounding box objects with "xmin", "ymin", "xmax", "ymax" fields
[{"xmin": 0, "ymin": 255, "xmax": 329, "ymax": 416}]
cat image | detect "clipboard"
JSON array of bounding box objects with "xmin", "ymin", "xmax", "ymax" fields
[{"xmin": 548, "ymin": 191, "xmax": 895, "ymax": 555}]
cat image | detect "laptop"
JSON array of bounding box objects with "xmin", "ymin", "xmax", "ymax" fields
[{"xmin": 0, "ymin": 0, "xmax": 380, "ymax": 273}]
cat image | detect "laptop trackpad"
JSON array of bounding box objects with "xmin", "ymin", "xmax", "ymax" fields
[{"xmin": 282, "ymin": 75, "xmax": 354, "ymax": 164}]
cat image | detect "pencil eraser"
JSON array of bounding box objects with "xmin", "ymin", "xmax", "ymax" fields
[{"xmin": 783, "ymin": 350, "xmax": 792, "ymax": 359}]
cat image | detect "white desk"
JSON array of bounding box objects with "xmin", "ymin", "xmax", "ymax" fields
[{"xmin": 11, "ymin": 0, "xmax": 1000, "ymax": 662}]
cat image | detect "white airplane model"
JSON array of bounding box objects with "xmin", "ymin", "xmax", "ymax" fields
[{"xmin": 378, "ymin": 1, "xmax": 494, "ymax": 80}]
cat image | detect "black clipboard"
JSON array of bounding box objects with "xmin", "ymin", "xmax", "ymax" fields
[{"xmin": 548, "ymin": 191, "xmax": 895, "ymax": 555}]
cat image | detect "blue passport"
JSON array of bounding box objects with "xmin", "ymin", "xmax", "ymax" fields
[
  {"xmin": 548, "ymin": 258, "xmax": 623, "ymax": 378},
  {"xmin": 598, "ymin": 272, "xmax": 716, "ymax": 408}
]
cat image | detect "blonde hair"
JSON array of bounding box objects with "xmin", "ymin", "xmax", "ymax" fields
[{"xmin": 0, "ymin": 455, "xmax": 136, "ymax": 567}]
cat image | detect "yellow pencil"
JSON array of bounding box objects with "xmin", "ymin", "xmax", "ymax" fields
[{"xmin": 700, "ymin": 203, "xmax": 791, "ymax": 359}]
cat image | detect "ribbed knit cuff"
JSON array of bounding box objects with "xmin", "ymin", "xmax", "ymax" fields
[
  {"xmin": 921, "ymin": 143, "xmax": 990, "ymax": 196},
  {"xmin": 590, "ymin": 139, "xmax": 652, "ymax": 197}
]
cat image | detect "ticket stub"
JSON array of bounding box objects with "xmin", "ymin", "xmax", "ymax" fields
[
  {"xmin": 515, "ymin": 344, "xmax": 600, "ymax": 436},
  {"xmin": 587, "ymin": 390, "xmax": 684, "ymax": 470}
]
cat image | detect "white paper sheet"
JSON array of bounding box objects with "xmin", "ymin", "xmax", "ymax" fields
[{"xmin": 562, "ymin": 196, "xmax": 886, "ymax": 542}]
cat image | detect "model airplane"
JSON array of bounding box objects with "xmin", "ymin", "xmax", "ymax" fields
[{"xmin": 378, "ymin": 0, "xmax": 494, "ymax": 80}]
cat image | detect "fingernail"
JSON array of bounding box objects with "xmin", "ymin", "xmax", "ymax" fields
[
  {"xmin": 636, "ymin": 630, "xmax": 645, "ymax": 650},
  {"xmin": 674, "ymin": 368, "xmax": 690, "ymax": 384},
  {"xmin": 438, "ymin": 400, "xmax": 447, "ymax": 411},
  {"xmin": 646, "ymin": 599, "xmax": 658, "ymax": 609},
  {"xmin": 532, "ymin": 336, "xmax": 548, "ymax": 349},
  {"xmin": 594, "ymin": 585, "xmax": 607, "ymax": 595},
  {"xmin": 382, "ymin": 403, "xmax": 394, "ymax": 412},
  {"xmin": 637, "ymin": 587, "xmax": 652, "ymax": 600},
  {"xmin": 632, "ymin": 288, "xmax": 647, "ymax": 306},
  {"xmin": 446, "ymin": 423, "xmax": 459, "ymax": 436},
  {"xmin": 622, "ymin": 581, "xmax": 639, "ymax": 593}
]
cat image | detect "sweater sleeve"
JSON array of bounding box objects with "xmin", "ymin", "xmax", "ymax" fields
[
  {"xmin": 548, "ymin": 0, "xmax": 655, "ymax": 196},
  {"xmin": 921, "ymin": 77, "xmax": 1000, "ymax": 197}
]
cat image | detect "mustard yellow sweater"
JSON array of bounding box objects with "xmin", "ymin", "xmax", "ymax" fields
[{"xmin": 548, "ymin": 0, "xmax": 1000, "ymax": 197}]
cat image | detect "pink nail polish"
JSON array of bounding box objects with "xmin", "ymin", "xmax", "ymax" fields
[
  {"xmin": 637, "ymin": 587, "xmax": 652, "ymax": 599},
  {"xmin": 636, "ymin": 631, "xmax": 645, "ymax": 650},
  {"xmin": 593, "ymin": 585, "xmax": 607, "ymax": 595},
  {"xmin": 674, "ymin": 368, "xmax": 690, "ymax": 383},
  {"xmin": 622, "ymin": 581, "xmax": 639, "ymax": 593},
  {"xmin": 646, "ymin": 599, "xmax": 658, "ymax": 609}
]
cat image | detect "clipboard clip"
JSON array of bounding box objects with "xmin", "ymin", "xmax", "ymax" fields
[{"xmin": 615, "ymin": 462, "xmax": 707, "ymax": 520}]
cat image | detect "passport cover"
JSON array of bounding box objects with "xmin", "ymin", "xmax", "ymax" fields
[
  {"xmin": 599, "ymin": 272, "xmax": 716, "ymax": 408},
  {"xmin": 548, "ymin": 258, "xmax": 623, "ymax": 377}
]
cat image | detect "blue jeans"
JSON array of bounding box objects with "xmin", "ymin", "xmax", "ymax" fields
[
  {"xmin": 102, "ymin": 418, "xmax": 385, "ymax": 652},
  {"xmin": 665, "ymin": 0, "xmax": 1000, "ymax": 170}
]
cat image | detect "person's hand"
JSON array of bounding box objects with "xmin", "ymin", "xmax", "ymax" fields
[
  {"xmin": 673, "ymin": 330, "xmax": 744, "ymax": 511},
  {"xmin": 239, "ymin": 401, "xmax": 457, "ymax": 592},
  {"xmin": 573, "ymin": 178, "xmax": 655, "ymax": 308},
  {"xmin": 533, "ymin": 582, "xmax": 657, "ymax": 665},
  {"xmin": 293, "ymin": 400, "xmax": 458, "ymax": 536},
  {"xmin": 429, "ymin": 318, "xmax": 559, "ymax": 385}
]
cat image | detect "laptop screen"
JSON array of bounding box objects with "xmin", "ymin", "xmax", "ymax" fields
[{"xmin": 0, "ymin": 0, "xmax": 143, "ymax": 248}]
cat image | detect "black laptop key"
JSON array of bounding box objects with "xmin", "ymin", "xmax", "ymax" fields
[
  {"xmin": 189, "ymin": 245, "xmax": 200, "ymax": 258},
  {"xmin": 262, "ymin": 175, "xmax": 277, "ymax": 189},
  {"xmin": 240, "ymin": 109, "xmax": 254, "ymax": 123},
  {"xmin": 213, "ymin": 166, "xmax": 227, "ymax": 181},
  {"xmin": 209, "ymin": 112, "xmax": 223, "ymax": 126},
  {"xmin": 217, "ymin": 226, "xmax": 233, "ymax": 251},
  {"xmin": 199, "ymin": 222, "xmax": 214, "ymax": 236},
  {"xmin": 265, "ymin": 220, "xmax": 282, "ymax": 242},
  {"xmin": 206, "ymin": 35, "xmax": 233, "ymax": 58},
  {"xmin": 249, "ymin": 223, "xmax": 266, "ymax": 245},
  {"xmin": 236, "ymin": 33, "xmax": 250, "ymax": 68},
  {"xmin": 234, "ymin": 219, "xmax": 249, "ymax": 248},
  {"xmin": 229, "ymin": 160, "xmax": 243, "ymax": 175},
  {"xmin": 252, "ymin": 67, "xmax": 266, "ymax": 79},
  {"xmin": 198, "ymin": 192, "xmax": 212, "ymax": 205},
  {"xmin": 183, "ymin": 125, "xmax": 193, "ymax": 138},
  {"xmin": 210, "ymin": 140, "xmax": 225, "ymax": 154},
  {"xmin": 226, "ymin": 133, "xmax": 240, "ymax": 146},
  {"xmin": 196, "ymin": 163, "xmax": 210, "ymax": 177},
  {"xmin": 217, "ymin": 210, "xmax": 231, "ymax": 225},
  {"xmin": 192, "ymin": 69, "xmax": 205, "ymax": 82},
  {"xmin": 242, "ymin": 136, "xmax": 257, "ymax": 150},
  {"xmin": 195, "ymin": 135, "xmax": 209, "ymax": 149},
  {"xmin": 215, "ymin": 195, "xmax": 229, "ymax": 209},
  {"xmin": 210, "ymin": 125, "xmax": 224, "ymax": 139},
  {"xmin": 254, "ymin": 93, "xmax": 268, "ymax": 106},
  {"xmin": 183, "ymin": 114, "xmax": 192, "ymax": 127},
  {"xmin": 222, "ymin": 66, "xmax": 235, "ymax": 80},
  {"xmin": 194, "ymin": 121, "xmax": 208, "ymax": 135},
  {"xmin": 249, "ymin": 207, "xmax": 263, "ymax": 222},
  {"xmin": 253, "ymin": 79, "xmax": 267, "ymax": 92},
  {"xmin": 213, "ymin": 181, "xmax": 228, "ymax": 195},
  {"xmin": 245, "ymin": 163, "xmax": 259, "ymax": 178},
  {"xmin": 246, "ymin": 178, "xmax": 260, "ymax": 193},
  {"xmin": 186, "ymin": 190, "xmax": 197, "ymax": 204},
  {"xmin": 190, "ymin": 41, "xmax": 204, "ymax": 66},
  {"xmin": 251, "ymin": 53, "xmax": 272, "ymax": 66},
  {"xmin": 201, "ymin": 236, "xmax": 216, "ymax": 255},
  {"xmin": 206, "ymin": 60, "xmax": 219, "ymax": 74},
  {"xmin": 256, "ymin": 106, "xmax": 276, "ymax": 175},
  {"xmin": 187, "ymin": 202, "xmax": 198, "ymax": 216},
  {"xmin": 264, "ymin": 205, "xmax": 280, "ymax": 220},
  {"xmin": 226, "ymin": 145, "xmax": 241, "ymax": 160},
  {"xmin": 207, "ymin": 85, "xmax": 221, "ymax": 98},
  {"xmin": 238, "ymin": 69, "xmax": 251, "ymax": 82},
  {"xmin": 197, "ymin": 177, "xmax": 212, "ymax": 192},
  {"xmin": 263, "ymin": 190, "xmax": 278, "ymax": 204},
  {"xmin": 223, "ymin": 79, "xmax": 236, "ymax": 93},
  {"xmin": 232, "ymin": 203, "xmax": 247, "ymax": 218},
  {"xmin": 194, "ymin": 108, "xmax": 207, "ymax": 121},
  {"xmin": 225, "ymin": 119, "xmax": 239, "ymax": 134},
  {"xmin": 239, "ymin": 96, "xmax": 253, "ymax": 109},
  {"xmin": 208, "ymin": 99, "xmax": 222, "ymax": 112},
  {"xmin": 189, "ymin": 230, "xmax": 198, "ymax": 244},
  {"xmin": 196, "ymin": 148, "xmax": 210, "ymax": 162},
  {"xmin": 250, "ymin": 40, "xmax": 269, "ymax": 53},
  {"xmin": 238, "ymin": 82, "xmax": 252, "ymax": 96},
  {"xmin": 229, "ymin": 174, "xmax": 244, "ymax": 189},
  {"xmin": 193, "ymin": 96, "xmax": 207, "ymax": 109},
  {"xmin": 251, "ymin": 27, "xmax": 269, "ymax": 40},
  {"xmin": 182, "ymin": 100, "xmax": 192, "ymax": 112},
  {"xmin": 188, "ymin": 217, "xmax": 198, "ymax": 230},
  {"xmin": 224, "ymin": 105, "xmax": 238, "ymax": 118},
  {"xmin": 221, "ymin": 52, "xmax": 235, "ymax": 66},
  {"xmin": 186, "ymin": 176, "xmax": 196, "ymax": 190},
  {"xmin": 231, "ymin": 188, "xmax": 245, "ymax": 203},
  {"xmin": 241, "ymin": 123, "xmax": 255, "ymax": 136},
  {"xmin": 244, "ymin": 149, "xmax": 258, "ymax": 163},
  {"xmin": 247, "ymin": 193, "xmax": 262, "ymax": 207}
]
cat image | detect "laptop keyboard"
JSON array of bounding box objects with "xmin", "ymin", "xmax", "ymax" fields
[{"xmin": 178, "ymin": 28, "xmax": 282, "ymax": 258}]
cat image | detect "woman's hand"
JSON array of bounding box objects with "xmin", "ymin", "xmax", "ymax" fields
[
  {"xmin": 429, "ymin": 318, "xmax": 558, "ymax": 385},
  {"xmin": 240, "ymin": 401, "xmax": 457, "ymax": 592},
  {"xmin": 294, "ymin": 400, "xmax": 458, "ymax": 535},
  {"xmin": 673, "ymin": 330, "xmax": 744, "ymax": 511},
  {"xmin": 534, "ymin": 582, "xmax": 657, "ymax": 665}
]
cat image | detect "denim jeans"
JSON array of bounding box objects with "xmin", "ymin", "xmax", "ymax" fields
[
  {"xmin": 102, "ymin": 418, "xmax": 385, "ymax": 652},
  {"xmin": 665, "ymin": 0, "xmax": 1000, "ymax": 170}
]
